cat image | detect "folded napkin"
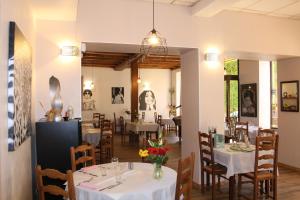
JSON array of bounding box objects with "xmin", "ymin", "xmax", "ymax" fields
[
  {"xmin": 79, "ymin": 182, "xmax": 98, "ymax": 190},
  {"xmin": 81, "ymin": 165, "xmax": 98, "ymax": 172}
]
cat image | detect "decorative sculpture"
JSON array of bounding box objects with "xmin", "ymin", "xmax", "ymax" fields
[{"xmin": 49, "ymin": 76, "xmax": 63, "ymax": 122}]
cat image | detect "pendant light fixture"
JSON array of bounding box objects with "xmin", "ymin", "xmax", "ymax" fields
[
  {"xmin": 140, "ymin": 0, "xmax": 167, "ymax": 56},
  {"xmin": 137, "ymin": 65, "xmax": 142, "ymax": 84}
]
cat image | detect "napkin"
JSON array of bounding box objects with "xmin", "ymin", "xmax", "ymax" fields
[
  {"xmin": 81, "ymin": 165, "xmax": 98, "ymax": 172},
  {"xmin": 79, "ymin": 182, "xmax": 98, "ymax": 190}
]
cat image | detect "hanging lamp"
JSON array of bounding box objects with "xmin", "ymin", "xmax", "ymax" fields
[{"xmin": 140, "ymin": 0, "xmax": 167, "ymax": 56}]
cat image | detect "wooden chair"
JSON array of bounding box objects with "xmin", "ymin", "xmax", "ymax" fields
[
  {"xmin": 238, "ymin": 134, "xmax": 279, "ymax": 200},
  {"xmin": 258, "ymin": 128, "xmax": 276, "ymax": 136},
  {"xmin": 70, "ymin": 144, "xmax": 96, "ymax": 172},
  {"xmin": 141, "ymin": 112, "xmax": 145, "ymax": 120},
  {"xmin": 93, "ymin": 113, "xmax": 100, "ymax": 128},
  {"xmin": 99, "ymin": 114, "xmax": 105, "ymax": 128},
  {"xmin": 35, "ymin": 165, "xmax": 76, "ymax": 200},
  {"xmin": 98, "ymin": 119, "xmax": 114, "ymax": 163},
  {"xmin": 113, "ymin": 112, "xmax": 120, "ymax": 134},
  {"xmin": 175, "ymin": 152, "xmax": 195, "ymax": 200},
  {"xmin": 235, "ymin": 121, "xmax": 249, "ymax": 142},
  {"xmin": 198, "ymin": 132, "xmax": 228, "ymax": 200}
]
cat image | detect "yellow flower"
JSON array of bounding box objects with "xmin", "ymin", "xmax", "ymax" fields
[{"xmin": 139, "ymin": 149, "xmax": 149, "ymax": 158}]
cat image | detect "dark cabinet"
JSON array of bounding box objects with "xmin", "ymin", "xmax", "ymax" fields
[{"xmin": 36, "ymin": 120, "xmax": 82, "ymax": 172}]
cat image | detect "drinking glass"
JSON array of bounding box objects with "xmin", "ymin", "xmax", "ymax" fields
[
  {"xmin": 100, "ymin": 166, "xmax": 107, "ymax": 176},
  {"xmin": 111, "ymin": 157, "xmax": 121, "ymax": 183}
]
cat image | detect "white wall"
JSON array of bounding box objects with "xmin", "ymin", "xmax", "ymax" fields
[
  {"xmin": 277, "ymin": 58, "xmax": 300, "ymax": 168},
  {"xmin": 81, "ymin": 67, "xmax": 172, "ymax": 121},
  {"xmin": 181, "ymin": 49, "xmax": 200, "ymax": 183},
  {"xmin": 259, "ymin": 61, "xmax": 271, "ymax": 128},
  {"xmin": 0, "ymin": 0, "xmax": 35, "ymax": 199},
  {"xmin": 239, "ymin": 60, "xmax": 259, "ymax": 125},
  {"xmin": 34, "ymin": 20, "xmax": 81, "ymax": 121}
]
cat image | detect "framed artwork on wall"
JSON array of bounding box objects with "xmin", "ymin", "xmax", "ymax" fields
[
  {"xmin": 280, "ymin": 80, "xmax": 299, "ymax": 112},
  {"xmin": 7, "ymin": 22, "xmax": 32, "ymax": 151},
  {"xmin": 139, "ymin": 90, "xmax": 156, "ymax": 111},
  {"xmin": 240, "ymin": 83, "xmax": 257, "ymax": 117},
  {"xmin": 112, "ymin": 87, "xmax": 124, "ymax": 104}
]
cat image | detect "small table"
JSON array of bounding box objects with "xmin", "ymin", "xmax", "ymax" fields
[
  {"xmin": 82, "ymin": 123, "xmax": 101, "ymax": 146},
  {"xmin": 74, "ymin": 162, "xmax": 177, "ymax": 200},
  {"xmin": 126, "ymin": 121, "xmax": 160, "ymax": 141},
  {"xmin": 214, "ymin": 144, "xmax": 256, "ymax": 200}
]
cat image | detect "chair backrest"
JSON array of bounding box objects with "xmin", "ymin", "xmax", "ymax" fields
[
  {"xmin": 254, "ymin": 134, "xmax": 279, "ymax": 177},
  {"xmin": 70, "ymin": 144, "xmax": 96, "ymax": 172},
  {"xmin": 93, "ymin": 113, "xmax": 100, "ymax": 119},
  {"xmin": 258, "ymin": 128, "xmax": 276, "ymax": 136},
  {"xmin": 99, "ymin": 114, "xmax": 105, "ymax": 127},
  {"xmin": 157, "ymin": 115, "xmax": 162, "ymax": 125},
  {"xmin": 198, "ymin": 132, "xmax": 214, "ymax": 168},
  {"xmin": 35, "ymin": 165, "xmax": 76, "ymax": 200},
  {"xmin": 236, "ymin": 121, "xmax": 248, "ymax": 129},
  {"xmin": 142, "ymin": 112, "xmax": 145, "ymax": 120},
  {"xmin": 175, "ymin": 152, "xmax": 195, "ymax": 200},
  {"xmin": 101, "ymin": 119, "xmax": 112, "ymax": 131}
]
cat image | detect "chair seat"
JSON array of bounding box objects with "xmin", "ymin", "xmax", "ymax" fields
[
  {"xmin": 102, "ymin": 130, "xmax": 112, "ymax": 135},
  {"xmin": 241, "ymin": 171, "xmax": 274, "ymax": 181},
  {"xmin": 203, "ymin": 163, "xmax": 227, "ymax": 174}
]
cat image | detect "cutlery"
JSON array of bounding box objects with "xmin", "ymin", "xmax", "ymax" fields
[
  {"xmin": 77, "ymin": 177, "xmax": 93, "ymax": 186},
  {"xmin": 78, "ymin": 170, "xmax": 98, "ymax": 177},
  {"xmin": 98, "ymin": 182, "xmax": 121, "ymax": 191}
]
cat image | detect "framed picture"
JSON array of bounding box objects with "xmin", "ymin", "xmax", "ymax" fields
[
  {"xmin": 7, "ymin": 22, "xmax": 32, "ymax": 151},
  {"xmin": 280, "ymin": 80, "xmax": 299, "ymax": 112},
  {"xmin": 112, "ymin": 87, "xmax": 124, "ymax": 104},
  {"xmin": 240, "ymin": 83, "xmax": 257, "ymax": 117}
]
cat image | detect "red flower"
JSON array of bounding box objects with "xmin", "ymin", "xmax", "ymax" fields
[{"xmin": 147, "ymin": 147, "xmax": 169, "ymax": 156}]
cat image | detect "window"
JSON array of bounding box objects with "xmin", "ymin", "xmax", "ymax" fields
[
  {"xmin": 271, "ymin": 61, "xmax": 278, "ymax": 128},
  {"xmin": 224, "ymin": 59, "xmax": 239, "ymax": 120}
]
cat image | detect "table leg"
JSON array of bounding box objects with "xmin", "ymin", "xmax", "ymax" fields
[{"xmin": 229, "ymin": 176, "xmax": 236, "ymax": 200}]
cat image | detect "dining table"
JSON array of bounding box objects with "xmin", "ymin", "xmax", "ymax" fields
[
  {"xmin": 82, "ymin": 123, "xmax": 101, "ymax": 146},
  {"xmin": 125, "ymin": 120, "xmax": 160, "ymax": 139},
  {"xmin": 73, "ymin": 162, "xmax": 177, "ymax": 200},
  {"xmin": 213, "ymin": 142, "xmax": 275, "ymax": 200}
]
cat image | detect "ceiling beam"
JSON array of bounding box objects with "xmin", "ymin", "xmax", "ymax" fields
[
  {"xmin": 191, "ymin": 0, "xmax": 240, "ymax": 17},
  {"xmin": 114, "ymin": 54, "xmax": 143, "ymax": 71}
]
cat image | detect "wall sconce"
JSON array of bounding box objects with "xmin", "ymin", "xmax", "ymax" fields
[
  {"xmin": 204, "ymin": 52, "xmax": 219, "ymax": 62},
  {"xmin": 60, "ymin": 46, "xmax": 79, "ymax": 56}
]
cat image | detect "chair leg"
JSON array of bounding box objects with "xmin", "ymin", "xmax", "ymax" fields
[
  {"xmin": 212, "ymin": 173, "xmax": 216, "ymax": 200},
  {"xmin": 206, "ymin": 172, "xmax": 210, "ymax": 187},
  {"xmin": 201, "ymin": 170, "xmax": 205, "ymax": 193},
  {"xmin": 237, "ymin": 175, "xmax": 242, "ymax": 199},
  {"xmin": 254, "ymin": 180, "xmax": 259, "ymax": 200},
  {"xmin": 273, "ymin": 178, "xmax": 277, "ymax": 200},
  {"xmin": 265, "ymin": 180, "xmax": 270, "ymax": 198},
  {"xmin": 217, "ymin": 175, "xmax": 221, "ymax": 191}
]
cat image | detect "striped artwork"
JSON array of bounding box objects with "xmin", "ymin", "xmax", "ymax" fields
[{"xmin": 7, "ymin": 22, "xmax": 32, "ymax": 151}]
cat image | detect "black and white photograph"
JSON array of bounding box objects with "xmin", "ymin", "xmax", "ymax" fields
[
  {"xmin": 112, "ymin": 87, "xmax": 124, "ymax": 104},
  {"xmin": 7, "ymin": 22, "xmax": 32, "ymax": 151},
  {"xmin": 241, "ymin": 83, "xmax": 257, "ymax": 117},
  {"xmin": 139, "ymin": 90, "xmax": 156, "ymax": 111}
]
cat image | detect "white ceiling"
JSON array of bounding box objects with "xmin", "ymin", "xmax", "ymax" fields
[
  {"xmin": 229, "ymin": 0, "xmax": 300, "ymax": 20},
  {"xmin": 146, "ymin": 0, "xmax": 300, "ymax": 19},
  {"xmin": 144, "ymin": 0, "xmax": 201, "ymax": 7}
]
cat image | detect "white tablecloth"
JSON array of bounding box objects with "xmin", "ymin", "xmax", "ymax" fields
[
  {"xmin": 214, "ymin": 144, "xmax": 275, "ymax": 178},
  {"xmin": 126, "ymin": 121, "xmax": 159, "ymax": 133},
  {"xmin": 74, "ymin": 162, "xmax": 177, "ymax": 200},
  {"xmin": 82, "ymin": 123, "xmax": 101, "ymax": 146},
  {"xmin": 214, "ymin": 144, "xmax": 257, "ymax": 178},
  {"xmin": 161, "ymin": 119, "xmax": 175, "ymax": 126}
]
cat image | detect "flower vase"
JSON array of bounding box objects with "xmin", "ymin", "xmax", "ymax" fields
[{"xmin": 153, "ymin": 163, "xmax": 163, "ymax": 179}]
